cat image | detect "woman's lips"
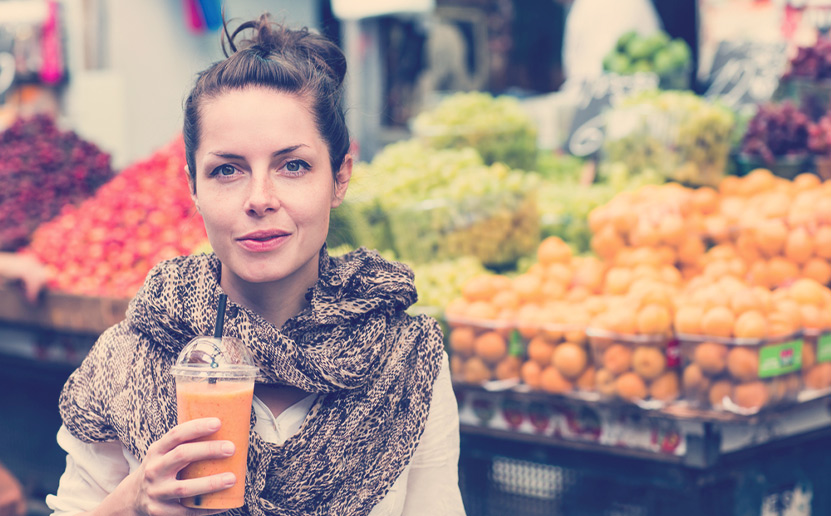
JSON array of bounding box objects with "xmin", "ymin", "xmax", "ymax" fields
[{"xmin": 236, "ymin": 231, "xmax": 289, "ymax": 252}]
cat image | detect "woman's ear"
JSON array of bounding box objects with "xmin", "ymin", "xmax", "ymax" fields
[
  {"xmin": 331, "ymin": 154, "xmax": 353, "ymax": 208},
  {"xmin": 185, "ymin": 165, "xmax": 200, "ymax": 211}
]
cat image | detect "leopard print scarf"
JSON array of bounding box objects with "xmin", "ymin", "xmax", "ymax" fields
[{"xmin": 58, "ymin": 247, "xmax": 444, "ymax": 515}]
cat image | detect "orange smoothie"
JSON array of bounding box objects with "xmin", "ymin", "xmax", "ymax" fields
[{"xmin": 176, "ymin": 379, "xmax": 254, "ymax": 509}]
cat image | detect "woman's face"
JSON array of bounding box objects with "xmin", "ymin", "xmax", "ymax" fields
[{"xmin": 191, "ymin": 87, "xmax": 351, "ymax": 293}]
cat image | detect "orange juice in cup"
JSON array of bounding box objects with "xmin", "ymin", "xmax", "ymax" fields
[{"xmin": 172, "ymin": 335, "xmax": 258, "ymax": 509}]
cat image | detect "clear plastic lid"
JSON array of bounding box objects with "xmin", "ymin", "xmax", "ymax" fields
[{"xmin": 170, "ymin": 336, "xmax": 259, "ymax": 379}]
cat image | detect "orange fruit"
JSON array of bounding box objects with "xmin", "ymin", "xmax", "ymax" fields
[
  {"xmin": 677, "ymin": 237, "xmax": 706, "ymax": 266},
  {"xmin": 801, "ymin": 303, "xmax": 826, "ymax": 330},
  {"xmin": 650, "ymin": 371, "xmax": 680, "ymax": 402},
  {"xmin": 705, "ymin": 215, "xmax": 731, "ymax": 243},
  {"xmin": 540, "ymin": 365, "xmax": 573, "ymax": 394},
  {"xmin": 604, "ymin": 306, "xmax": 638, "ymax": 335},
  {"xmin": 726, "ymin": 347, "xmax": 759, "ymax": 382},
  {"xmin": 701, "ymin": 306, "xmax": 736, "ymax": 338},
  {"xmin": 747, "ymin": 259, "xmax": 772, "ymax": 288},
  {"xmin": 793, "ymin": 172, "xmax": 822, "ymax": 191},
  {"xmin": 615, "ymin": 372, "xmax": 648, "ymax": 401},
  {"xmin": 591, "ymin": 225, "xmax": 625, "ymax": 261},
  {"xmin": 636, "ymin": 304, "xmax": 672, "ymax": 335},
  {"xmin": 595, "ymin": 368, "xmax": 617, "ymax": 397},
  {"xmin": 733, "ymin": 381, "xmax": 769, "ymax": 410},
  {"xmin": 603, "ymin": 344, "xmax": 633, "ymax": 375},
  {"xmin": 767, "ymin": 257, "xmax": 800, "ymax": 287},
  {"xmin": 526, "ymin": 335, "xmax": 556, "ymax": 365},
  {"xmin": 660, "ymin": 265, "xmax": 683, "ymax": 285},
  {"xmin": 495, "ymin": 355, "xmax": 522, "ymax": 381},
  {"xmin": 719, "ymin": 175, "xmax": 742, "ymax": 196},
  {"xmin": 784, "ymin": 226, "xmax": 814, "ymax": 264},
  {"xmin": 449, "ymin": 327, "xmax": 476, "ymax": 357},
  {"xmin": 604, "ymin": 267, "xmax": 633, "ymax": 295},
  {"xmin": 537, "ymin": 236, "xmax": 572, "ymax": 265},
  {"xmin": 462, "ymin": 274, "xmax": 499, "ymax": 302},
  {"xmin": 709, "ymin": 379, "xmax": 733, "ymax": 408},
  {"xmin": 657, "ymin": 215, "xmax": 685, "ymax": 246},
  {"xmin": 735, "ymin": 232, "xmax": 761, "ymax": 263},
  {"xmin": 729, "ymin": 288, "xmax": 765, "ymax": 316},
  {"xmin": 674, "ymin": 305, "xmax": 704, "ymax": 335},
  {"xmin": 516, "ymin": 303, "xmax": 542, "ymax": 339},
  {"xmin": 804, "ymin": 362, "xmax": 831, "ymax": 391},
  {"xmin": 444, "ymin": 297, "xmax": 469, "ymax": 322},
  {"xmin": 474, "ymin": 331, "xmax": 508, "ymax": 365},
  {"xmin": 632, "ymin": 346, "xmax": 666, "ymax": 380},
  {"xmin": 814, "ymin": 225, "xmax": 831, "ymax": 259},
  {"xmin": 545, "ymin": 262, "xmax": 573, "ymax": 286},
  {"xmin": 521, "ymin": 360, "xmax": 543, "ymax": 389},
  {"xmin": 512, "ymin": 273, "xmax": 543, "ymax": 304},
  {"xmin": 754, "ymin": 219, "xmax": 788, "ymax": 258},
  {"xmin": 466, "ymin": 300, "xmax": 498, "ymax": 322},
  {"xmin": 541, "ymin": 279, "xmax": 567, "ymax": 302},
  {"xmin": 572, "ymin": 256, "xmax": 606, "ymax": 293},
  {"xmin": 566, "ymin": 285, "xmax": 592, "ymax": 303},
  {"xmin": 692, "ymin": 186, "xmax": 719, "ymax": 214},
  {"xmin": 576, "ymin": 366, "xmax": 596, "ymax": 391},
  {"xmin": 802, "ymin": 258, "xmax": 831, "ymax": 286},
  {"xmin": 463, "ymin": 356, "xmax": 492, "ymax": 384},
  {"xmin": 552, "ymin": 342, "xmax": 588, "ymax": 379},
  {"xmin": 694, "ymin": 341, "xmax": 728, "ymax": 375},
  {"xmin": 491, "ymin": 289, "xmax": 521, "ymax": 313},
  {"xmin": 788, "ymin": 278, "xmax": 827, "ymax": 307},
  {"xmin": 733, "ymin": 310, "xmax": 769, "ymax": 339},
  {"xmin": 450, "ymin": 355, "xmax": 465, "ymax": 378},
  {"xmin": 682, "ymin": 363, "xmax": 710, "ymax": 393}
]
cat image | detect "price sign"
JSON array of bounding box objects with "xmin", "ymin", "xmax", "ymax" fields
[
  {"xmin": 565, "ymin": 72, "xmax": 659, "ymax": 158},
  {"xmin": 703, "ymin": 40, "xmax": 788, "ymax": 109}
]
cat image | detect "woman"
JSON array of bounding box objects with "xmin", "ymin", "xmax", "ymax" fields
[{"xmin": 47, "ymin": 14, "xmax": 465, "ymax": 516}]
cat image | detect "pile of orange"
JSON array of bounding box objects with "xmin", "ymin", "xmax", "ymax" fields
[
  {"xmin": 720, "ymin": 171, "xmax": 831, "ymax": 288},
  {"xmin": 774, "ymin": 279, "xmax": 831, "ymax": 392},
  {"xmin": 586, "ymin": 277, "xmax": 680, "ymax": 404},
  {"xmin": 588, "ymin": 184, "xmax": 714, "ymax": 266},
  {"xmin": 447, "ymin": 236, "xmax": 600, "ymax": 386},
  {"xmin": 674, "ymin": 276, "xmax": 805, "ymax": 411}
]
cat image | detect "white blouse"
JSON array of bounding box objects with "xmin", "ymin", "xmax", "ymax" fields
[{"xmin": 46, "ymin": 352, "xmax": 466, "ymax": 516}]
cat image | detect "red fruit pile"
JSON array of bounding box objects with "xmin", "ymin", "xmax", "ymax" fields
[
  {"xmin": 0, "ymin": 115, "xmax": 113, "ymax": 251},
  {"xmin": 784, "ymin": 37, "xmax": 831, "ymax": 80},
  {"xmin": 739, "ymin": 101, "xmax": 811, "ymax": 164},
  {"xmin": 24, "ymin": 135, "xmax": 207, "ymax": 298}
]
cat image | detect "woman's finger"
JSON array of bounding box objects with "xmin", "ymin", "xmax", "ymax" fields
[
  {"xmin": 148, "ymin": 418, "xmax": 222, "ymax": 456},
  {"xmin": 146, "ymin": 439, "xmax": 236, "ymax": 481}
]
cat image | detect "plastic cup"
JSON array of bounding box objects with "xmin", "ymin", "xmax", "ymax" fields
[{"xmin": 171, "ymin": 335, "xmax": 258, "ymax": 509}]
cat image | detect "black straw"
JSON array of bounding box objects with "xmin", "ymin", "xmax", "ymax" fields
[{"xmin": 214, "ymin": 294, "xmax": 227, "ymax": 338}]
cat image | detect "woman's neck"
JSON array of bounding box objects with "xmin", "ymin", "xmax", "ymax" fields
[{"xmin": 220, "ymin": 262, "xmax": 317, "ymax": 328}]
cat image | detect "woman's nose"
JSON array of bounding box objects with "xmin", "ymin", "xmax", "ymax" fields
[{"xmin": 244, "ymin": 173, "xmax": 280, "ymax": 216}]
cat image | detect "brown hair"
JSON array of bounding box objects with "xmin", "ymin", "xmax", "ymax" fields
[{"xmin": 183, "ymin": 14, "xmax": 349, "ymax": 188}]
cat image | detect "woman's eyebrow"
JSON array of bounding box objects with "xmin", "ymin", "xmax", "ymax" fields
[{"xmin": 208, "ymin": 144, "xmax": 309, "ymax": 161}]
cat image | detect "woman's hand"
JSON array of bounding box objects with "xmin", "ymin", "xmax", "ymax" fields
[{"xmin": 95, "ymin": 418, "xmax": 238, "ymax": 516}]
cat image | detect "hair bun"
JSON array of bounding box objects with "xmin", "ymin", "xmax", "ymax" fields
[{"xmin": 223, "ymin": 13, "xmax": 346, "ymax": 87}]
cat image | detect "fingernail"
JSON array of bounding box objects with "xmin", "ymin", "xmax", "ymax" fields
[
  {"xmin": 207, "ymin": 418, "xmax": 221, "ymax": 431},
  {"xmin": 222, "ymin": 473, "xmax": 236, "ymax": 486},
  {"xmin": 221, "ymin": 441, "xmax": 235, "ymax": 454}
]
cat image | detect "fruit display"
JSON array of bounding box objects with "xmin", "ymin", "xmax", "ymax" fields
[
  {"xmin": 410, "ymin": 255, "xmax": 488, "ymax": 312},
  {"xmin": 674, "ymin": 276, "xmax": 803, "ymax": 413},
  {"xmin": 410, "ymin": 91, "xmax": 539, "ymax": 171},
  {"xmin": 737, "ymin": 101, "xmax": 812, "ymax": 176},
  {"xmin": 808, "ymin": 112, "xmax": 831, "ymax": 180},
  {"xmin": 0, "ymin": 115, "xmax": 114, "ymax": 251},
  {"xmin": 24, "ymin": 135, "xmax": 207, "ymax": 298},
  {"xmin": 603, "ymin": 90, "xmax": 736, "ymax": 186},
  {"xmin": 350, "ymin": 140, "xmax": 540, "ymax": 267},
  {"xmin": 602, "ymin": 30, "xmax": 692, "ymax": 89}
]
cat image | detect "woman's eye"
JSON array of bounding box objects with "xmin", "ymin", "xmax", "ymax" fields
[
  {"xmin": 284, "ymin": 160, "xmax": 310, "ymax": 175},
  {"xmin": 211, "ymin": 164, "xmax": 238, "ymax": 177}
]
